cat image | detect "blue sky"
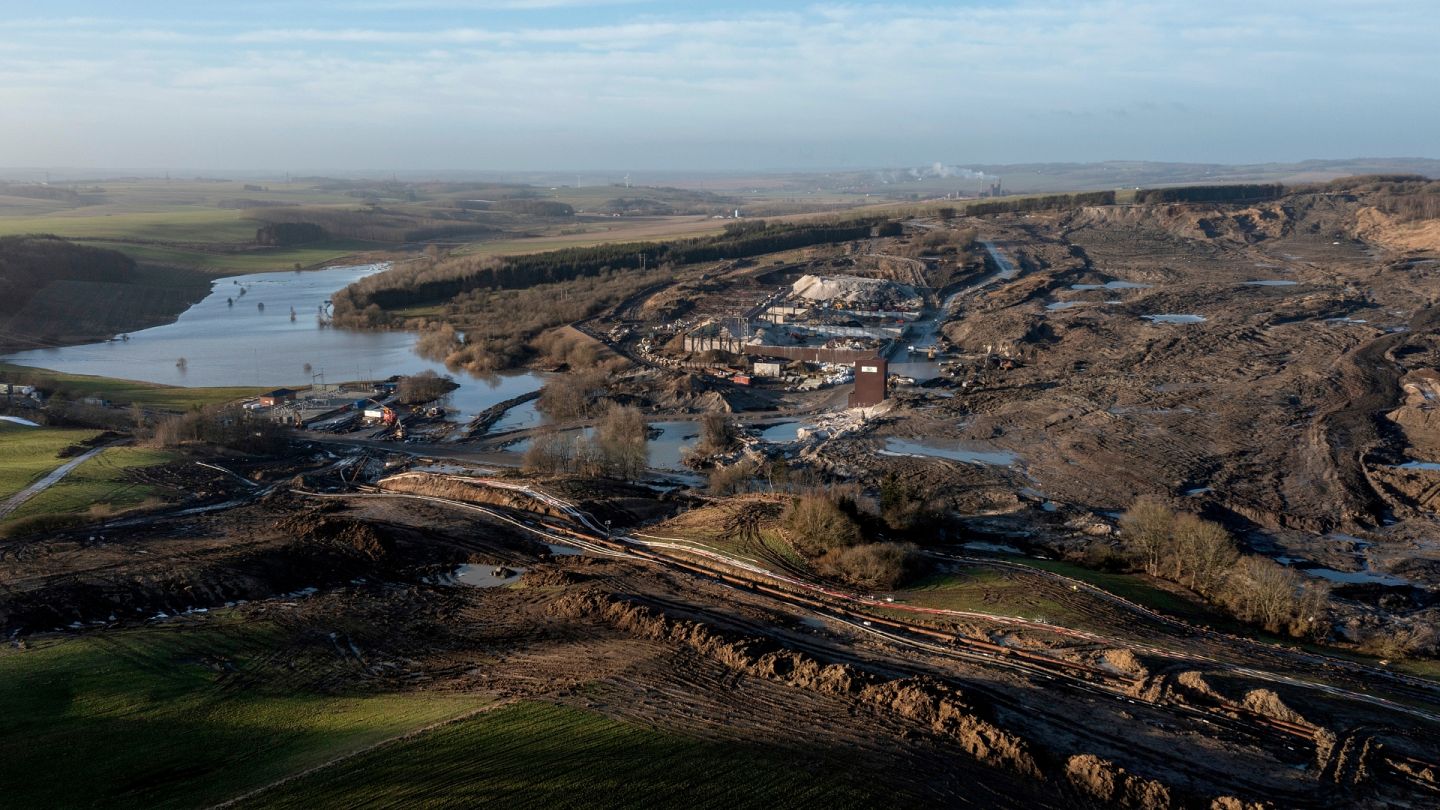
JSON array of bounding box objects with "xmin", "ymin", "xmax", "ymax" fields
[{"xmin": 2, "ymin": 1, "xmax": 1436, "ymax": 171}]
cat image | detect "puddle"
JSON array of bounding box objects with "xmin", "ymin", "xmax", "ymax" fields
[
  {"xmin": 1301, "ymin": 566, "xmax": 1409, "ymax": 587},
  {"xmin": 1396, "ymin": 461, "xmax": 1440, "ymax": 471},
  {"xmin": 1041, "ymin": 501, "xmax": 1059, "ymax": 512},
  {"xmin": 451, "ymin": 564, "xmax": 526, "ymax": 588},
  {"xmin": 488, "ymin": 400, "xmax": 543, "ymax": 433},
  {"xmin": 880, "ymin": 437, "xmax": 1018, "ymax": 466},
  {"xmin": 1243, "ymin": 280, "xmax": 1299, "ymax": 287},
  {"xmin": 1144, "ymin": 314, "xmax": 1207, "ymax": 324},
  {"xmin": 1184, "ymin": 487, "xmax": 1212, "ymax": 496},
  {"xmin": 1326, "ymin": 317, "xmax": 1368, "ymax": 325},
  {"xmin": 1072, "ymin": 281, "xmax": 1151, "ymax": 290},
  {"xmin": 756, "ymin": 421, "xmax": 806, "ymax": 442},
  {"xmin": 503, "ymin": 421, "xmax": 696, "ymax": 471},
  {"xmin": 1045, "ymin": 301, "xmax": 1086, "ymax": 311},
  {"xmin": 0, "ymin": 416, "xmax": 40, "ymax": 427},
  {"xmin": 963, "ymin": 541, "xmax": 1023, "ymax": 554}
]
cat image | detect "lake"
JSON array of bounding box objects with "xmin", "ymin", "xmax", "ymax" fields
[{"xmin": 2, "ymin": 263, "xmax": 548, "ymax": 421}]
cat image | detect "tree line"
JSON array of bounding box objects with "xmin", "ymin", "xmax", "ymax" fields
[
  {"xmin": 966, "ymin": 190, "xmax": 1116, "ymax": 216},
  {"xmin": 333, "ymin": 219, "xmax": 881, "ymax": 320},
  {"xmin": 1133, "ymin": 184, "xmax": 1284, "ymax": 204},
  {"xmin": 0, "ymin": 236, "xmax": 136, "ymax": 318},
  {"xmin": 1118, "ymin": 498, "xmax": 1330, "ymax": 639}
]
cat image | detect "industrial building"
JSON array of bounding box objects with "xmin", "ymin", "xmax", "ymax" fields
[{"xmin": 847, "ymin": 357, "xmax": 889, "ymax": 408}]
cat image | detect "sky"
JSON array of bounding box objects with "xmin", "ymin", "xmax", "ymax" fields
[{"xmin": 1, "ymin": 0, "xmax": 1437, "ymax": 172}]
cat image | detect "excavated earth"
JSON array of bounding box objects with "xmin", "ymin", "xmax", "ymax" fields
[
  {"xmin": 7, "ymin": 470, "xmax": 1440, "ymax": 807},
  {"xmin": 815, "ymin": 192, "xmax": 1440, "ymax": 602}
]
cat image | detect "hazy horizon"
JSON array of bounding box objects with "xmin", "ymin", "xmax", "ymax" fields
[{"xmin": 4, "ymin": 1, "xmax": 1438, "ymax": 172}]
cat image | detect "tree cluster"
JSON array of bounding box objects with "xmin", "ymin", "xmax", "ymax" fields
[
  {"xmin": 1118, "ymin": 498, "xmax": 1330, "ymax": 639},
  {"xmin": 520, "ymin": 404, "xmax": 648, "ymax": 479},
  {"xmin": 1133, "ymin": 184, "xmax": 1284, "ymax": 204},
  {"xmin": 0, "ymin": 236, "xmax": 136, "ymax": 318},
  {"xmin": 966, "ymin": 190, "xmax": 1116, "ymax": 216}
]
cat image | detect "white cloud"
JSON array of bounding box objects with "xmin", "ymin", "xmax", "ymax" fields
[{"xmin": 0, "ymin": 0, "xmax": 1436, "ymax": 169}]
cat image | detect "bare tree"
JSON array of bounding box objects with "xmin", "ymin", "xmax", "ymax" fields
[
  {"xmin": 1171, "ymin": 513, "xmax": 1238, "ymax": 596},
  {"xmin": 594, "ymin": 404, "xmax": 648, "ymax": 479},
  {"xmin": 1119, "ymin": 497, "xmax": 1174, "ymax": 576}
]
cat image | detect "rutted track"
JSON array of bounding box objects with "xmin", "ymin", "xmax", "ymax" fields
[{"xmin": 325, "ymin": 473, "xmax": 1440, "ymax": 784}]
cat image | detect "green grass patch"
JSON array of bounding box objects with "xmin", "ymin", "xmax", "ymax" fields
[
  {"xmin": 0, "ymin": 208, "xmax": 262, "ymax": 243},
  {"xmin": 6, "ymin": 445, "xmax": 179, "ymax": 522},
  {"xmin": 0, "ymin": 618, "xmax": 486, "ymax": 809},
  {"xmin": 238, "ymin": 700, "xmax": 920, "ymax": 810},
  {"xmin": 1007, "ymin": 558, "xmax": 1219, "ymax": 624},
  {"xmin": 0, "ymin": 363, "xmax": 262, "ymax": 410},
  {"xmin": 0, "ymin": 426, "xmax": 100, "ymax": 501},
  {"xmin": 79, "ymin": 239, "xmax": 379, "ymax": 274},
  {"xmin": 898, "ymin": 567, "xmax": 1077, "ymax": 623}
]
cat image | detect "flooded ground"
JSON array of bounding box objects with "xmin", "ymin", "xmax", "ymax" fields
[
  {"xmin": 450, "ymin": 564, "xmax": 526, "ymax": 588},
  {"xmin": 1243, "ymin": 280, "xmax": 1299, "ymax": 286},
  {"xmin": 880, "ymin": 437, "xmax": 1018, "ymax": 466},
  {"xmin": 1072, "ymin": 281, "xmax": 1151, "ymax": 290},
  {"xmin": 755, "ymin": 421, "xmax": 805, "ymax": 442},
  {"xmin": 0, "ymin": 263, "xmax": 549, "ymax": 423},
  {"xmin": 502, "ymin": 420, "xmax": 700, "ymax": 471},
  {"xmin": 1144, "ymin": 314, "xmax": 1207, "ymax": 324}
]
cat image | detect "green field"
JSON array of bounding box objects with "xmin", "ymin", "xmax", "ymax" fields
[
  {"xmin": 238, "ymin": 700, "xmax": 914, "ymax": 810},
  {"xmin": 78, "ymin": 239, "xmax": 382, "ymax": 274},
  {"xmin": 6, "ymin": 445, "xmax": 179, "ymax": 522},
  {"xmin": 0, "ymin": 618, "xmax": 487, "ymax": 809},
  {"xmin": 0, "ymin": 363, "xmax": 261, "ymax": 410},
  {"xmin": 0, "ymin": 425, "xmax": 100, "ymax": 501},
  {"xmin": 899, "ymin": 566, "xmax": 1078, "ymax": 623},
  {"xmin": 1007, "ymin": 557, "xmax": 1219, "ymax": 623}
]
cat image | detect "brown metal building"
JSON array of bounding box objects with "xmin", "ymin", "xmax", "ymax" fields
[{"xmin": 848, "ymin": 357, "xmax": 888, "ymax": 408}]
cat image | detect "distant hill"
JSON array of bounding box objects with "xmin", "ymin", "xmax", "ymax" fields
[{"xmin": 0, "ymin": 236, "xmax": 207, "ymax": 351}]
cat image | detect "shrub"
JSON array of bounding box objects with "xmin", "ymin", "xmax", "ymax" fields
[
  {"xmin": 815, "ymin": 542, "xmax": 917, "ymax": 589},
  {"xmin": 782, "ymin": 492, "xmax": 862, "ymax": 557}
]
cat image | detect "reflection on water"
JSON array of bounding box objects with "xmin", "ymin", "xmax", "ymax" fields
[
  {"xmin": 880, "ymin": 437, "xmax": 1018, "ymax": 466},
  {"xmin": 1, "ymin": 263, "xmax": 548, "ymax": 422},
  {"xmin": 503, "ymin": 421, "xmax": 698, "ymax": 471}
]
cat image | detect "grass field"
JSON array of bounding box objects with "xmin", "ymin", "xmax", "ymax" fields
[
  {"xmin": 0, "ymin": 207, "xmax": 263, "ymax": 243},
  {"xmin": 77, "ymin": 239, "xmax": 382, "ymax": 274},
  {"xmin": 0, "ymin": 425, "xmax": 100, "ymax": 501},
  {"xmin": 0, "ymin": 617, "xmax": 487, "ymax": 809},
  {"xmin": 899, "ymin": 566, "xmax": 1078, "ymax": 623},
  {"xmin": 6, "ymin": 445, "xmax": 179, "ymax": 522},
  {"xmin": 1007, "ymin": 557, "xmax": 1219, "ymax": 623},
  {"xmin": 238, "ymin": 700, "xmax": 915, "ymax": 810},
  {"xmin": 0, "ymin": 363, "xmax": 261, "ymax": 410}
]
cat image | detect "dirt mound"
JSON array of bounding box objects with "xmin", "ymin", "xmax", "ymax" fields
[
  {"xmin": 1064, "ymin": 753, "xmax": 1174, "ymax": 809},
  {"xmin": 378, "ymin": 473, "xmax": 568, "ymax": 519},
  {"xmin": 1209, "ymin": 797, "xmax": 1271, "ymax": 810},
  {"xmin": 1240, "ymin": 689, "xmax": 1310, "ymax": 727},
  {"xmin": 1351, "ymin": 206, "xmax": 1440, "ymax": 252},
  {"xmin": 548, "ymin": 589, "xmax": 1042, "ymax": 779},
  {"xmin": 521, "ymin": 567, "xmax": 584, "ymax": 587},
  {"xmin": 274, "ymin": 515, "xmax": 392, "ymax": 561},
  {"xmin": 1099, "ymin": 648, "xmax": 1149, "ymax": 679}
]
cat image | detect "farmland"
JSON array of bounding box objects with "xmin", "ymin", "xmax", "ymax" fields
[
  {"xmin": 239, "ymin": 701, "xmax": 914, "ymax": 810},
  {"xmin": 0, "ymin": 616, "xmax": 486, "ymax": 809},
  {"xmin": 0, "ymin": 425, "xmax": 100, "ymax": 499},
  {"xmin": 4, "ymin": 445, "xmax": 179, "ymax": 523}
]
